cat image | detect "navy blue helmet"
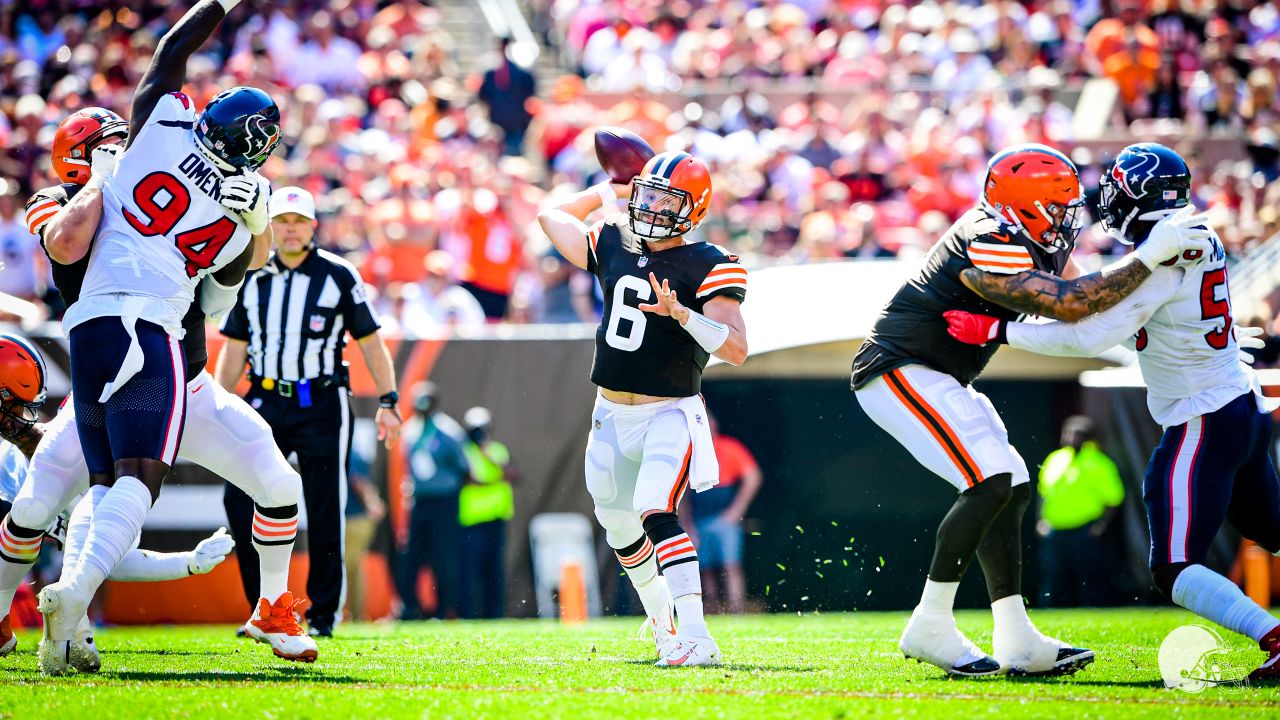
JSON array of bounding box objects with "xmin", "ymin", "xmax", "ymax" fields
[
  {"xmin": 195, "ymin": 87, "xmax": 282, "ymax": 171},
  {"xmin": 1099, "ymin": 142, "xmax": 1191, "ymax": 244}
]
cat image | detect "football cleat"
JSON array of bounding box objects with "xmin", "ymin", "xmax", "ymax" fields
[
  {"xmin": 0, "ymin": 614, "xmax": 14, "ymax": 657},
  {"xmin": 244, "ymin": 592, "xmax": 318, "ymax": 663},
  {"xmin": 636, "ymin": 600, "xmax": 679, "ymax": 658},
  {"xmin": 37, "ymin": 581, "xmax": 91, "ymax": 676},
  {"xmin": 1248, "ymin": 623, "xmax": 1280, "ymax": 682},
  {"xmin": 995, "ymin": 626, "xmax": 1093, "ymax": 677},
  {"xmin": 69, "ymin": 614, "xmax": 101, "ymax": 673},
  {"xmin": 900, "ymin": 607, "xmax": 1001, "ymax": 677},
  {"xmin": 655, "ymin": 634, "xmax": 721, "ymax": 667}
]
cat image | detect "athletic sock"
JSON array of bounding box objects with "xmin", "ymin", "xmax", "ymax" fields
[
  {"xmin": 252, "ymin": 503, "xmax": 299, "ymax": 604},
  {"xmin": 928, "ymin": 474, "xmax": 1013, "ymax": 582},
  {"xmin": 644, "ymin": 514, "xmax": 706, "ymax": 637},
  {"xmin": 919, "ymin": 578, "xmax": 960, "ymax": 614},
  {"xmin": 61, "ymin": 485, "xmax": 109, "ymax": 582},
  {"xmin": 1172, "ymin": 564, "xmax": 1280, "ymax": 643},
  {"xmin": 72, "ymin": 476, "xmax": 153, "ymax": 591},
  {"xmin": 614, "ymin": 534, "xmax": 671, "ymax": 618},
  {"xmin": 0, "ymin": 515, "xmax": 43, "ymax": 615}
]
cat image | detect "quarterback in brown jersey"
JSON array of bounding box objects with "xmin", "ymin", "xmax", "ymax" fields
[
  {"xmin": 538, "ymin": 150, "xmax": 748, "ymax": 666},
  {"xmin": 852, "ymin": 144, "xmax": 1213, "ymax": 677}
]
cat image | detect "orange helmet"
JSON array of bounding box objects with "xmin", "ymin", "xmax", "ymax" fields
[
  {"xmin": 0, "ymin": 334, "xmax": 47, "ymax": 440},
  {"xmin": 628, "ymin": 151, "xmax": 713, "ymax": 240},
  {"xmin": 52, "ymin": 107, "xmax": 128, "ymax": 185},
  {"xmin": 981, "ymin": 143, "xmax": 1084, "ymax": 253}
]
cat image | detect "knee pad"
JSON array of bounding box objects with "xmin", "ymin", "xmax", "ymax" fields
[
  {"xmin": 642, "ymin": 511, "xmax": 683, "ymax": 545},
  {"xmin": 265, "ymin": 469, "xmax": 303, "ymax": 507},
  {"xmin": 1151, "ymin": 562, "xmax": 1191, "ymax": 600},
  {"xmin": 9, "ymin": 497, "xmax": 55, "ymax": 531},
  {"xmin": 593, "ymin": 506, "xmax": 644, "ymax": 549}
]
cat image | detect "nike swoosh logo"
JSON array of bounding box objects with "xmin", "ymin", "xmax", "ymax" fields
[
  {"xmin": 667, "ymin": 645, "xmax": 697, "ymax": 666},
  {"xmin": 988, "ymin": 232, "xmax": 1013, "ymax": 243},
  {"xmin": 190, "ymin": 383, "xmax": 205, "ymax": 394}
]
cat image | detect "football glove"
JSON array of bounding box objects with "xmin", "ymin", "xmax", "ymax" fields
[
  {"xmin": 86, "ymin": 144, "xmax": 121, "ymax": 190},
  {"xmin": 1133, "ymin": 205, "xmax": 1215, "ymax": 270},
  {"xmin": 944, "ymin": 309, "xmax": 1004, "ymax": 346},
  {"xmin": 1235, "ymin": 325, "xmax": 1267, "ymax": 364},
  {"xmin": 220, "ymin": 169, "xmax": 271, "ymax": 235},
  {"xmin": 187, "ymin": 527, "xmax": 235, "ymax": 575}
]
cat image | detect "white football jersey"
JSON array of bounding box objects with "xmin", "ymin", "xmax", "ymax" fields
[
  {"xmin": 1005, "ymin": 235, "xmax": 1254, "ymax": 427},
  {"xmin": 63, "ymin": 92, "xmax": 254, "ymax": 336}
]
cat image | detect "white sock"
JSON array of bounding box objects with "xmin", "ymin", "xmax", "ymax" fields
[
  {"xmin": 0, "ymin": 559, "xmax": 32, "ymax": 620},
  {"xmin": 1172, "ymin": 564, "xmax": 1280, "ymax": 643},
  {"xmin": 919, "ymin": 579, "xmax": 960, "ymax": 614},
  {"xmin": 624, "ymin": 555, "xmax": 671, "ymax": 619},
  {"xmin": 252, "ymin": 504, "xmax": 299, "ymax": 604},
  {"xmin": 72, "ymin": 476, "xmax": 152, "ymax": 591},
  {"xmin": 674, "ymin": 593, "xmax": 708, "ymax": 638},
  {"xmin": 991, "ymin": 594, "xmax": 1044, "ymax": 641},
  {"xmin": 61, "ymin": 486, "xmax": 109, "ymax": 583}
]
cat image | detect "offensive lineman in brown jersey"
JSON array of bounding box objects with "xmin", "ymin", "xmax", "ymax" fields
[
  {"xmin": 538, "ymin": 150, "xmax": 747, "ymax": 666},
  {"xmin": 852, "ymin": 144, "xmax": 1214, "ymax": 677}
]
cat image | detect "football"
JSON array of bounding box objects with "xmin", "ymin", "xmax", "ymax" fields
[{"xmin": 593, "ymin": 126, "xmax": 655, "ymax": 184}]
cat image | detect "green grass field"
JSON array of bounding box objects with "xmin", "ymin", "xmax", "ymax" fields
[{"xmin": 1, "ymin": 609, "xmax": 1278, "ymax": 718}]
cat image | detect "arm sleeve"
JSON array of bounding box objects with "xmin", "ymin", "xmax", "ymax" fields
[
  {"xmin": 1004, "ymin": 269, "xmax": 1180, "ymax": 357},
  {"xmin": 219, "ymin": 281, "xmax": 252, "ymax": 340},
  {"xmin": 200, "ymin": 275, "xmax": 244, "ymax": 319},
  {"xmin": 337, "ymin": 262, "xmax": 383, "ymax": 340},
  {"xmin": 108, "ymin": 549, "xmax": 191, "ymax": 582}
]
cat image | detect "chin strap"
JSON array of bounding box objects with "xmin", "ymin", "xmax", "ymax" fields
[{"xmin": 194, "ymin": 134, "xmax": 238, "ymax": 174}]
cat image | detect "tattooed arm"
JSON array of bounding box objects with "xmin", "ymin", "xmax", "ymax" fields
[{"xmin": 959, "ymin": 254, "xmax": 1151, "ymax": 322}]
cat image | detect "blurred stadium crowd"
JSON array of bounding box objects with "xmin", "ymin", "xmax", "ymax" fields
[{"xmin": 1, "ymin": 0, "xmax": 1279, "ymax": 330}]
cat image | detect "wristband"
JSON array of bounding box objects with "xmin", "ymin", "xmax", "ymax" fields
[
  {"xmin": 378, "ymin": 391, "xmax": 400, "ymax": 408},
  {"xmin": 592, "ymin": 182, "xmax": 617, "ymax": 211},
  {"xmin": 216, "ymin": 0, "xmax": 243, "ymax": 12},
  {"xmin": 680, "ymin": 309, "xmax": 730, "ymax": 354}
]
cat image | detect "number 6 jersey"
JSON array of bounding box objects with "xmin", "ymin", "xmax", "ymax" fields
[
  {"xmin": 587, "ymin": 214, "xmax": 747, "ymax": 397},
  {"xmin": 63, "ymin": 92, "xmax": 255, "ymax": 337}
]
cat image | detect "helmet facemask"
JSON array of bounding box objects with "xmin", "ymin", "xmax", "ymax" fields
[
  {"xmin": 0, "ymin": 392, "xmax": 41, "ymax": 441},
  {"xmin": 628, "ymin": 177, "xmax": 692, "ymax": 240},
  {"xmin": 1035, "ymin": 196, "xmax": 1087, "ymax": 253}
]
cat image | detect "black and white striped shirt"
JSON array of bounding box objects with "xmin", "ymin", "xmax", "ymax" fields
[{"xmin": 221, "ymin": 249, "xmax": 381, "ymax": 381}]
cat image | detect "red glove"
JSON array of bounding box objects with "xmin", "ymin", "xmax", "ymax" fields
[{"xmin": 944, "ymin": 310, "xmax": 1004, "ymax": 346}]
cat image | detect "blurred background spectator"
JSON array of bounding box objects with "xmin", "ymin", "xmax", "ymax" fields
[
  {"xmin": 458, "ymin": 407, "xmax": 515, "ymax": 620},
  {"xmin": 688, "ymin": 416, "xmax": 762, "ymax": 615},
  {"xmin": 345, "ymin": 441, "xmax": 388, "ymax": 622},
  {"xmin": 1036, "ymin": 415, "xmax": 1126, "ymax": 608}
]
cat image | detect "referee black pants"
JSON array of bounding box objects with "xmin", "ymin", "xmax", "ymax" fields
[{"xmin": 223, "ymin": 384, "xmax": 352, "ymax": 626}]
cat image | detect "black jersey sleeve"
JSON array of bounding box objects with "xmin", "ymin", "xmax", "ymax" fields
[
  {"xmin": 961, "ymin": 214, "xmax": 1036, "ymax": 275},
  {"xmin": 693, "ymin": 245, "xmax": 747, "ymax": 305},
  {"xmin": 586, "ymin": 218, "xmax": 606, "ymax": 276},
  {"xmin": 23, "ymin": 184, "xmax": 76, "ymax": 240}
]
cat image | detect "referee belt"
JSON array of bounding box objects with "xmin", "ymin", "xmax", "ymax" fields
[{"xmin": 250, "ymin": 374, "xmax": 345, "ymax": 398}]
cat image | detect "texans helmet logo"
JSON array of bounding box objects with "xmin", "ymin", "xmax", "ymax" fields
[
  {"xmin": 1111, "ymin": 149, "xmax": 1160, "ymax": 200},
  {"xmin": 243, "ymin": 114, "xmax": 280, "ymax": 155}
]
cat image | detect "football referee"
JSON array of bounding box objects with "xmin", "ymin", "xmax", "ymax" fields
[{"xmin": 216, "ymin": 187, "xmax": 402, "ymax": 638}]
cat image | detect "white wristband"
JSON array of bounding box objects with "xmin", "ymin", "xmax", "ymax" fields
[
  {"xmin": 216, "ymin": 0, "xmax": 242, "ymax": 13},
  {"xmin": 592, "ymin": 182, "xmax": 617, "ymax": 211},
  {"xmin": 681, "ymin": 309, "xmax": 730, "ymax": 354}
]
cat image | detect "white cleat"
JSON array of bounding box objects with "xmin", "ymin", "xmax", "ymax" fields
[
  {"xmin": 655, "ymin": 635, "xmax": 721, "ymax": 667},
  {"xmin": 243, "ymin": 592, "xmax": 318, "ymax": 663},
  {"xmin": 0, "ymin": 614, "xmax": 15, "ymax": 657},
  {"xmin": 636, "ymin": 600, "xmax": 679, "ymax": 658},
  {"xmin": 900, "ymin": 607, "xmax": 1001, "ymax": 677},
  {"xmin": 994, "ymin": 628, "xmax": 1093, "ymax": 677},
  {"xmin": 69, "ymin": 614, "xmax": 101, "ymax": 673},
  {"xmin": 37, "ymin": 581, "xmax": 90, "ymax": 676}
]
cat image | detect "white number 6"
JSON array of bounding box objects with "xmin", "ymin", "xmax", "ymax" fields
[{"xmin": 605, "ymin": 275, "xmax": 651, "ymax": 352}]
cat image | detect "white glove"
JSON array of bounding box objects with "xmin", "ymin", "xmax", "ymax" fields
[
  {"xmin": 220, "ymin": 169, "xmax": 271, "ymax": 235},
  {"xmin": 85, "ymin": 144, "xmax": 121, "ymax": 190},
  {"xmin": 1132, "ymin": 205, "xmax": 1215, "ymax": 270},
  {"xmin": 1236, "ymin": 325, "xmax": 1267, "ymax": 365},
  {"xmin": 187, "ymin": 527, "xmax": 235, "ymax": 575}
]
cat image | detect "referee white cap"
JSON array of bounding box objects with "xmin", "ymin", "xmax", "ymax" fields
[{"xmin": 269, "ymin": 186, "xmax": 316, "ymax": 219}]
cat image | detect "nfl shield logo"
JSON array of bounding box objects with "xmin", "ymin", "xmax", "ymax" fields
[
  {"xmin": 309, "ymin": 314, "xmax": 326, "ymax": 332},
  {"xmin": 637, "ymin": 256, "xmax": 649, "ymax": 267}
]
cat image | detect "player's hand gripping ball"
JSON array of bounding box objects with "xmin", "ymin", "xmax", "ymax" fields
[{"xmin": 594, "ymin": 126, "xmax": 655, "ymax": 184}]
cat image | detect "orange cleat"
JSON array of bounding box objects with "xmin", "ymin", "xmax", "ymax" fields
[
  {"xmin": 0, "ymin": 614, "xmax": 14, "ymax": 657},
  {"xmin": 243, "ymin": 592, "xmax": 318, "ymax": 663}
]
